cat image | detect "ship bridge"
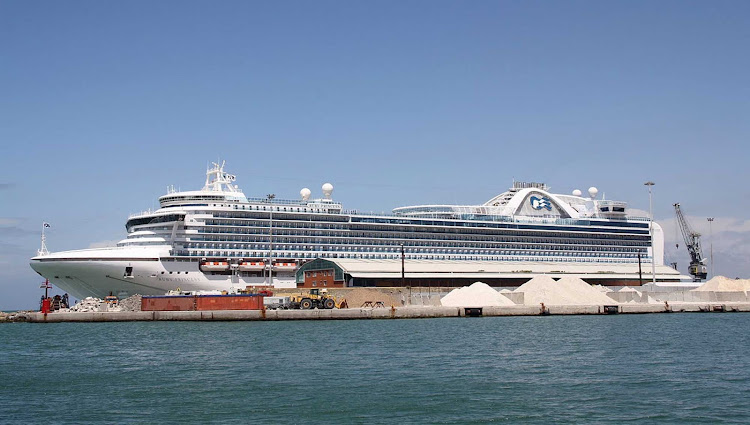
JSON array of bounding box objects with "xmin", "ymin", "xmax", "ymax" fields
[{"xmin": 158, "ymin": 161, "xmax": 249, "ymax": 208}]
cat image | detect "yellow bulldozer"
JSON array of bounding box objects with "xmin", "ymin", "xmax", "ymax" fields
[{"xmin": 290, "ymin": 288, "xmax": 347, "ymax": 309}]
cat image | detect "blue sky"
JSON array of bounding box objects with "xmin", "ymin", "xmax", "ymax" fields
[{"xmin": 1, "ymin": 0, "xmax": 749, "ymax": 310}]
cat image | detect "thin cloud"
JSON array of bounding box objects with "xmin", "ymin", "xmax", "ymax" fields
[
  {"xmin": 624, "ymin": 207, "xmax": 750, "ymax": 278},
  {"xmin": 659, "ymin": 216, "xmax": 750, "ymax": 244},
  {"xmin": 0, "ymin": 218, "xmax": 21, "ymax": 226},
  {"xmin": 0, "ymin": 226, "xmax": 33, "ymax": 237},
  {"xmin": 660, "ymin": 215, "xmax": 750, "ymax": 279},
  {"xmin": 88, "ymin": 240, "xmax": 120, "ymax": 249}
]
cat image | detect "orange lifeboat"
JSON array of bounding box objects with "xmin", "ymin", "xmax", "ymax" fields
[
  {"xmin": 199, "ymin": 260, "xmax": 230, "ymax": 272},
  {"xmin": 272, "ymin": 261, "xmax": 297, "ymax": 270},
  {"xmin": 238, "ymin": 261, "xmax": 266, "ymax": 272}
]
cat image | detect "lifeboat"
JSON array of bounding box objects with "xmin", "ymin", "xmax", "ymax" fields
[
  {"xmin": 238, "ymin": 261, "xmax": 266, "ymax": 272},
  {"xmin": 199, "ymin": 260, "xmax": 230, "ymax": 272},
  {"xmin": 272, "ymin": 262, "xmax": 297, "ymax": 270}
]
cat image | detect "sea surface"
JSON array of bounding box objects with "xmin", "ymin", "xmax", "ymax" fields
[{"xmin": 1, "ymin": 314, "xmax": 749, "ymax": 424}]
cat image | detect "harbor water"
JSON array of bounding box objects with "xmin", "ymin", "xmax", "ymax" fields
[{"xmin": 2, "ymin": 314, "xmax": 749, "ymax": 424}]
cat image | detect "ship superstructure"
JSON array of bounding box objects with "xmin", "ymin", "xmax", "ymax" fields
[{"xmin": 31, "ymin": 162, "xmax": 674, "ymax": 299}]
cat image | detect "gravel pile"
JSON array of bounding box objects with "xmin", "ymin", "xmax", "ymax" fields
[
  {"xmin": 66, "ymin": 295, "xmax": 143, "ymax": 312},
  {"xmin": 342, "ymin": 288, "xmax": 401, "ymax": 308},
  {"xmin": 69, "ymin": 297, "xmax": 105, "ymax": 312},
  {"xmin": 68, "ymin": 297, "xmax": 124, "ymax": 312},
  {"xmin": 2, "ymin": 312, "xmax": 30, "ymax": 322},
  {"xmin": 515, "ymin": 275, "xmax": 614, "ymax": 306},
  {"xmin": 441, "ymin": 282, "xmax": 515, "ymax": 307},
  {"xmin": 118, "ymin": 295, "xmax": 142, "ymax": 311}
]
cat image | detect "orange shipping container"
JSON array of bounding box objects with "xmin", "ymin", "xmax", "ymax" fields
[
  {"xmin": 141, "ymin": 296, "xmax": 196, "ymax": 311},
  {"xmin": 195, "ymin": 294, "xmax": 263, "ymax": 311}
]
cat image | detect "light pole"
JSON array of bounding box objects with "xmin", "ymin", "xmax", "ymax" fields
[
  {"xmin": 637, "ymin": 252, "xmax": 643, "ymax": 286},
  {"xmin": 644, "ymin": 181, "xmax": 656, "ymax": 285},
  {"xmin": 400, "ymin": 243, "xmax": 405, "ymax": 287},
  {"xmin": 707, "ymin": 217, "xmax": 714, "ymax": 278},
  {"xmin": 267, "ymin": 193, "xmax": 275, "ymax": 287},
  {"xmin": 401, "ymin": 243, "xmax": 408, "ymax": 304}
]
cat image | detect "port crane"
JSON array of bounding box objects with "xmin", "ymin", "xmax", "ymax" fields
[{"xmin": 673, "ymin": 203, "xmax": 708, "ymax": 281}]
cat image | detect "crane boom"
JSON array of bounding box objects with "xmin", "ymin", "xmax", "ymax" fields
[{"xmin": 673, "ymin": 203, "xmax": 707, "ymax": 281}]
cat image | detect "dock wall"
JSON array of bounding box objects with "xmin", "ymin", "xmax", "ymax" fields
[
  {"xmin": 12, "ymin": 302, "xmax": 750, "ymax": 323},
  {"xmin": 605, "ymin": 291, "xmax": 749, "ymax": 304}
]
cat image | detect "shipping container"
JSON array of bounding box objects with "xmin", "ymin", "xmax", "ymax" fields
[
  {"xmin": 142, "ymin": 294, "xmax": 264, "ymax": 311},
  {"xmin": 195, "ymin": 294, "xmax": 263, "ymax": 311},
  {"xmin": 141, "ymin": 295, "xmax": 196, "ymax": 311}
]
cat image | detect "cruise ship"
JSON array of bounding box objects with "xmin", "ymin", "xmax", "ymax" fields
[{"xmin": 30, "ymin": 162, "xmax": 682, "ymax": 299}]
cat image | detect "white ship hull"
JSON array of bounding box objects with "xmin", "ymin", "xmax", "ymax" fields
[{"xmin": 30, "ymin": 246, "xmax": 296, "ymax": 299}]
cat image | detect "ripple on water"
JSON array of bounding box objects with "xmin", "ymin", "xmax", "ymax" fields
[{"xmin": 1, "ymin": 314, "xmax": 749, "ymax": 424}]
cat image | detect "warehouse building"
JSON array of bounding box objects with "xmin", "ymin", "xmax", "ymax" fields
[{"xmin": 295, "ymin": 258, "xmax": 687, "ymax": 288}]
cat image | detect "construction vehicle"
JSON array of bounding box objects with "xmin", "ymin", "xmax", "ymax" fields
[
  {"xmin": 263, "ymin": 296, "xmax": 292, "ymax": 310},
  {"xmin": 290, "ymin": 288, "xmax": 344, "ymax": 309},
  {"xmin": 673, "ymin": 203, "xmax": 708, "ymax": 281}
]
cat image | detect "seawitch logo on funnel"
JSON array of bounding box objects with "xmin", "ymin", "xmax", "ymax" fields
[{"xmin": 530, "ymin": 196, "xmax": 552, "ymax": 211}]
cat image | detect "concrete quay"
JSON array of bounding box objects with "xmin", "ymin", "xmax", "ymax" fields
[{"xmin": 6, "ymin": 302, "xmax": 750, "ymax": 323}]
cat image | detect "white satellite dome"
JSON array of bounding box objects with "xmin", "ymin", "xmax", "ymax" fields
[
  {"xmin": 588, "ymin": 187, "xmax": 599, "ymax": 199},
  {"xmin": 300, "ymin": 188, "xmax": 311, "ymax": 201},
  {"xmin": 572, "ymin": 189, "xmax": 582, "ymax": 197},
  {"xmin": 322, "ymin": 183, "xmax": 333, "ymax": 199}
]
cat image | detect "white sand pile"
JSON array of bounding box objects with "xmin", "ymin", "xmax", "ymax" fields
[
  {"xmin": 613, "ymin": 286, "xmax": 660, "ymax": 304},
  {"xmin": 514, "ymin": 275, "xmax": 615, "ymax": 306},
  {"xmin": 558, "ymin": 276, "xmax": 617, "ymax": 304},
  {"xmin": 441, "ymin": 282, "xmax": 515, "ymax": 307},
  {"xmin": 592, "ymin": 284, "xmax": 613, "ymax": 293},
  {"xmin": 692, "ymin": 276, "xmax": 750, "ymax": 292},
  {"xmin": 618, "ymin": 286, "xmax": 642, "ymax": 295}
]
